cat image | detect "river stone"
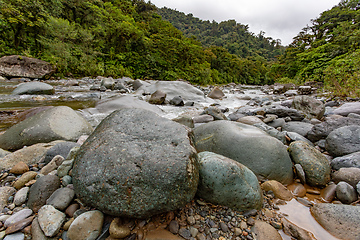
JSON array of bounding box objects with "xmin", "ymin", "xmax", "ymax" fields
[
  {"xmin": 261, "ymin": 180, "xmax": 293, "ymax": 201},
  {"xmin": 41, "ymin": 141, "xmax": 79, "ymax": 165},
  {"xmin": 282, "ymin": 122, "xmax": 313, "ymax": 137},
  {"xmin": 67, "ymin": 210, "xmax": 103, "ymax": 240},
  {"xmin": 100, "ymin": 77, "xmax": 115, "ymax": 89},
  {"xmin": 136, "ymin": 80, "xmax": 205, "ymax": 103},
  {"xmin": 265, "ymin": 106, "xmax": 305, "ymax": 121},
  {"xmin": 46, "ymin": 187, "xmax": 75, "ymax": 211},
  {"xmin": 194, "ymin": 121, "xmax": 293, "ymax": 184},
  {"xmin": 0, "ymin": 148, "xmax": 10, "ymax": 158},
  {"xmin": 31, "ymin": 218, "xmax": 48, "ymax": 240},
  {"xmin": 12, "ymin": 82, "xmax": 54, "ymax": 95},
  {"xmin": 4, "ymin": 209, "xmax": 33, "ymax": 228},
  {"xmin": 13, "ymin": 171, "xmax": 37, "ymax": 190},
  {"xmin": 197, "ymin": 152, "xmax": 263, "ymax": 211},
  {"xmin": 38, "ymin": 205, "xmax": 65, "ymax": 237},
  {"xmin": 0, "ymin": 187, "xmax": 16, "ymax": 211},
  {"xmin": 0, "ymin": 55, "xmax": 54, "ymax": 79},
  {"xmin": 14, "ymin": 187, "xmax": 29, "ymax": 206},
  {"xmin": 332, "ymin": 167, "xmax": 360, "ymax": 188},
  {"xmin": 311, "ymin": 203, "xmax": 360, "ymax": 240},
  {"xmin": 282, "ymin": 218, "xmax": 316, "ymax": 240},
  {"xmin": 208, "ymin": 86, "xmax": 225, "ymax": 99},
  {"xmin": 307, "ymin": 116, "xmax": 360, "ymax": 142},
  {"xmin": 334, "ymin": 102, "xmax": 360, "ymax": 116},
  {"xmin": 0, "ymin": 142, "xmax": 57, "ymax": 171},
  {"xmin": 288, "ymin": 141, "xmax": 330, "ymax": 187},
  {"xmin": 0, "ymin": 106, "xmax": 93, "ymax": 151},
  {"xmin": 72, "ymin": 108, "xmax": 199, "ymax": 218},
  {"xmin": 292, "ymin": 96, "xmax": 325, "ymax": 120},
  {"xmin": 27, "ymin": 175, "xmax": 61, "ymax": 212},
  {"xmin": 149, "ymin": 90, "xmax": 166, "ymax": 105},
  {"xmin": 335, "ymin": 181, "xmax": 358, "ymax": 204},
  {"xmin": 236, "ymin": 116, "xmax": 263, "ymax": 125},
  {"xmin": 331, "ymin": 151, "xmax": 360, "ymax": 170},
  {"xmin": 251, "ymin": 220, "xmax": 282, "ymax": 240},
  {"xmin": 3, "ymin": 232, "xmax": 25, "ymax": 240},
  {"xmin": 325, "ymin": 125, "xmax": 360, "ymax": 157}
]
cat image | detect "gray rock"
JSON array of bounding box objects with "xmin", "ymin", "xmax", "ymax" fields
[
  {"xmin": 267, "ymin": 118, "xmax": 286, "ymax": 128},
  {"xmin": 285, "ymin": 132, "xmax": 314, "ymax": 146},
  {"xmin": 0, "ymin": 187, "xmax": 16, "ymax": 212},
  {"xmin": 12, "ymin": 82, "xmax": 54, "ymax": 95},
  {"xmin": 253, "ymin": 122, "xmax": 286, "ymax": 144},
  {"xmin": 282, "ymin": 121, "xmax": 313, "ymax": 137},
  {"xmin": 3, "ymin": 232, "xmax": 25, "ymax": 240},
  {"xmin": 94, "ymin": 95, "xmax": 163, "ymax": 115},
  {"xmin": 27, "ymin": 175, "xmax": 61, "ymax": 212},
  {"xmin": 135, "ymin": 80, "xmax": 205, "ymax": 103},
  {"xmin": 265, "ymin": 106, "xmax": 305, "ymax": 121},
  {"xmin": 326, "ymin": 125, "xmax": 360, "ymax": 157},
  {"xmin": 311, "ymin": 203, "xmax": 360, "ymax": 240},
  {"xmin": 297, "ymin": 85, "xmax": 313, "ymax": 95},
  {"xmin": 282, "ymin": 218, "xmax": 316, "ymax": 240},
  {"xmin": 331, "ymin": 151, "xmax": 360, "ymax": 170},
  {"xmin": 208, "ymin": 87, "xmax": 224, "ymax": 99},
  {"xmin": 332, "ymin": 167, "xmax": 360, "ymax": 188},
  {"xmin": 38, "ymin": 205, "xmax": 66, "ymax": 237},
  {"xmin": 14, "ymin": 187, "xmax": 30, "ymax": 206},
  {"xmin": 294, "ymin": 164, "xmax": 306, "ymax": 184},
  {"xmin": 46, "ymin": 187, "xmax": 75, "ymax": 211},
  {"xmin": 40, "ymin": 155, "xmax": 65, "ymax": 175},
  {"xmin": 251, "ymin": 220, "xmax": 282, "ymax": 240},
  {"xmin": 307, "ymin": 116, "xmax": 360, "ymax": 142},
  {"xmin": 336, "ymin": 181, "xmax": 358, "ymax": 204},
  {"xmin": 288, "ymin": 141, "xmax": 330, "ymax": 187},
  {"xmin": 0, "ymin": 55, "xmax": 54, "ymax": 79},
  {"xmin": 0, "ymin": 142, "xmax": 58, "ymax": 171},
  {"xmin": 0, "ymin": 148, "xmax": 11, "ymax": 158},
  {"xmin": 67, "ymin": 210, "xmax": 103, "ymax": 240},
  {"xmin": 0, "ymin": 106, "xmax": 93, "ymax": 151},
  {"xmin": 169, "ymin": 96, "xmax": 184, "ymax": 106},
  {"xmin": 148, "ymin": 90, "xmax": 166, "ymax": 105},
  {"xmin": 194, "ymin": 121, "xmax": 293, "ymax": 184},
  {"xmin": 57, "ymin": 159, "xmax": 74, "ymax": 178},
  {"xmin": 292, "ymin": 96, "xmax": 325, "ymax": 120},
  {"xmin": 72, "ymin": 108, "xmax": 199, "ymax": 218},
  {"xmin": 4, "ymin": 209, "xmax": 33, "ymax": 228},
  {"xmin": 197, "ymin": 152, "xmax": 263, "ymax": 211},
  {"xmin": 31, "ymin": 217, "xmax": 48, "ymax": 240},
  {"xmin": 41, "ymin": 141, "xmax": 79, "ymax": 165},
  {"xmin": 100, "ymin": 77, "xmax": 115, "ymax": 89},
  {"xmin": 334, "ymin": 102, "xmax": 360, "ymax": 116},
  {"xmin": 172, "ymin": 116, "xmax": 194, "ymax": 128},
  {"xmin": 201, "ymin": 106, "xmax": 227, "ymax": 120}
]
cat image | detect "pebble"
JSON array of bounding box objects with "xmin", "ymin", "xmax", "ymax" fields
[
  {"xmin": 109, "ymin": 218, "xmax": 131, "ymax": 239},
  {"xmin": 179, "ymin": 228, "xmax": 192, "ymax": 239},
  {"xmin": 5, "ymin": 216, "xmax": 34, "ymax": 235},
  {"xmin": 65, "ymin": 203, "xmax": 79, "ymax": 217},
  {"xmin": 38, "ymin": 205, "xmax": 66, "ymax": 237},
  {"xmin": 9, "ymin": 162, "xmax": 29, "ymax": 175},
  {"xmin": 4, "ymin": 209, "xmax": 33, "ymax": 228},
  {"xmin": 169, "ymin": 220, "xmax": 180, "ymax": 234},
  {"xmin": 13, "ymin": 187, "xmax": 29, "ymax": 206},
  {"xmin": 3, "ymin": 232, "xmax": 25, "ymax": 240},
  {"xmin": 12, "ymin": 171, "xmax": 37, "ymax": 190},
  {"xmin": 0, "ymin": 187, "xmax": 16, "ymax": 211},
  {"xmin": 336, "ymin": 181, "xmax": 358, "ymax": 204},
  {"xmin": 67, "ymin": 210, "xmax": 104, "ymax": 240},
  {"xmin": 46, "ymin": 187, "xmax": 75, "ymax": 210}
]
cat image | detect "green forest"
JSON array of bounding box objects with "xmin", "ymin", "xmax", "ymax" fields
[{"xmin": 0, "ymin": 0, "xmax": 359, "ymax": 97}]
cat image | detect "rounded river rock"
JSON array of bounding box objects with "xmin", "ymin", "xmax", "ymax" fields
[{"xmin": 72, "ymin": 108, "xmax": 199, "ymax": 218}]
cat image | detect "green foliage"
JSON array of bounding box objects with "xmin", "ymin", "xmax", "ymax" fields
[{"xmin": 273, "ymin": 0, "xmax": 360, "ymax": 97}]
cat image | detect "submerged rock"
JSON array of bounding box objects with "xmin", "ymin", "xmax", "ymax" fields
[{"xmin": 72, "ymin": 108, "xmax": 199, "ymax": 218}]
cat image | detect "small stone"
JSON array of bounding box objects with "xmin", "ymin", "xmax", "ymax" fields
[
  {"xmin": 13, "ymin": 171, "xmax": 37, "ymax": 190},
  {"xmin": 187, "ymin": 216, "xmax": 196, "ymax": 225},
  {"xmin": 4, "ymin": 209, "xmax": 33, "ymax": 228},
  {"xmin": 336, "ymin": 181, "xmax": 358, "ymax": 204},
  {"xmin": 63, "ymin": 218, "xmax": 74, "ymax": 231},
  {"xmin": 67, "ymin": 210, "xmax": 104, "ymax": 240},
  {"xmin": 196, "ymin": 233, "xmax": 206, "ymax": 240},
  {"xmin": 240, "ymin": 221, "xmax": 247, "ymax": 230},
  {"xmin": 179, "ymin": 228, "xmax": 192, "ymax": 239},
  {"xmin": 247, "ymin": 218, "xmax": 255, "ymax": 226},
  {"xmin": 9, "ymin": 162, "xmax": 29, "ymax": 175},
  {"xmin": 65, "ymin": 203, "xmax": 79, "ymax": 217},
  {"xmin": 5, "ymin": 216, "xmax": 34, "ymax": 235},
  {"xmin": 320, "ymin": 183, "xmax": 337, "ymax": 202},
  {"xmin": 38, "ymin": 205, "xmax": 65, "ymax": 237},
  {"xmin": 189, "ymin": 226, "xmax": 198, "ymax": 238},
  {"xmin": 169, "ymin": 220, "xmax": 179, "ymax": 234},
  {"xmin": 234, "ymin": 227, "xmax": 242, "ymax": 236},
  {"xmin": 261, "ymin": 180, "xmax": 293, "ymax": 201},
  {"xmin": 14, "ymin": 187, "xmax": 30, "ymax": 206},
  {"xmin": 3, "ymin": 232, "xmax": 25, "ymax": 240},
  {"xmin": 219, "ymin": 222, "xmax": 229, "ymax": 232},
  {"xmin": 109, "ymin": 218, "xmax": 131, "ymax": 239},
  {"xmin": 46, "ymin": 187, "xmax": 75, "ymax": 211},
  {"xmin": 40, "ymin": 155, "xmax": 65, "ymax": 175}
]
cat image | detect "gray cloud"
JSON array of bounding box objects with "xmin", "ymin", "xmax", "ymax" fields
[{"xmin": 151, "ymin": 0, "xmax": 340, "ymax": 45}]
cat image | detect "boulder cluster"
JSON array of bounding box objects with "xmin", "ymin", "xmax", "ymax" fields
[{"xmin": 0, "ymin": 76, "xmax": 360, "ymax": 240}]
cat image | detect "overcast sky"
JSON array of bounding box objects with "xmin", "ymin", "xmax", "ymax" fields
[{"xmin": 150, "ymin": 0, "xmax": 340, "ymax": 45}]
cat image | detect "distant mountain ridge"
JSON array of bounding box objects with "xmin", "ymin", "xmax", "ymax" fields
[{"xmin": 157, "ymin": 7, "xmax": 285, "ymax": 61}]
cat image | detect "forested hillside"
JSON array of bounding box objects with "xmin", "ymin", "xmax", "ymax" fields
[
  {"xmin": 157, "ymin": 7, "xmax": 285, "ymax": 61},
  {"xmin": 0, "ymin": 0, "xmax": 272, "ymax": 85},
  {"xmin": 270, "ymin": 0, "xmax": 359, "ymax": 97}
]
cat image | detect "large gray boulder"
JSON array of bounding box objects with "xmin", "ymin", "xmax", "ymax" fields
[
  {"xmin": 0, "ymin": 106, "xmax": 93, "ymax": 150},
  {"xmin": 72, "ymin": 108, "xmax": 199, "ymax": 218},
  {"xmin": 307, "ymin": 116, "xmax": 360, "ymax": 142},
  {"xmin": 288, "ymin": 141, "xmax": 330, "ymax": 187},
  {"xmin": 334, "ymin": 102, "xmax": 360, "ymax": 116},
  {"xmin": 135, "ymin": 80, "xmax": 205, "ymax": 102},
  {"xmin": 292, "ymin": 96, "xmax": 325, "ymax": 120},
  {"xmin": 12, "ymin": 82, "xmax": 55, "ymax": 95},
  {"xmin": 0, "ymin": 55, "xmax": 54, "ymax": 79},
  {"xmin": 326, "ymin": 125, "xmax": 360, "ymax": 157},
  {"xmin": 265, "ymin": 106, "xmax": 305, "ymax": 121},
  {"xmin": 193, "ymin": 121, "xmax": 293, "ymax": 184},
  {"xmin": 331, "ymin": 151, "xmax": 360, "ymax": 170},
  {"xmin": 311, "ymin": 203, "xmax": 360, "ymax": 240},
  {"xmin": 197, "ymin": 152, "xmax": 263, "ymax": 211}
]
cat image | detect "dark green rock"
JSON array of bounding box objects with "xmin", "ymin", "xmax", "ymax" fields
[
  {"xmin": 288, "ymin": 141, "xmax": 330, "ymax": 187},
  {"xmin": 72, "ymin": 108, "xmax": 199, "ymax": 218},
  {"xmin": 193, "ymin": 121, "xmax": 293, "ymax": 184},
  {"xmin": 197, "ymin": 152, "xmax": 263, "ymax": 211}
]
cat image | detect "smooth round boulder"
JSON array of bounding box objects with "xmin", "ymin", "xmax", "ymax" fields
[
  {"xmin": 282, "ymin": 121, "xmax": 313, "ymax": 137},
  {"xmin": 0, "ymin": 106, "xmax": 93, "ymax": 151},
  {"xmin": 335, "ymin": 181, "xmax": 358, "ymax": 204},
  {"xmin": 193, "ymin": 121, "xmax": 293, "ymax": 184},
  {"xmin": 333, "ymin": 102, "xmax": 360, "ymax": 116},
  {"xmin": 197, "ymin": 152, "xmax": 263, "ymax": 211},
  {"xmin": 325, "ymin": 125, "xmax": 360, "ymax": 157},
  {"xmin": 311, "ymin": 203, "xmax": 360, "ymax": 240},
  {"xmin": 12, "ymin": 82, "xmax": 54, "ymax": 95},
  {"xmin": 288, "ymin": 141, "xmax": 330, "ymax": 187},
  {"xmin": 72, "ymin": 108, "xmax": 199, "ymax": 218}
]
